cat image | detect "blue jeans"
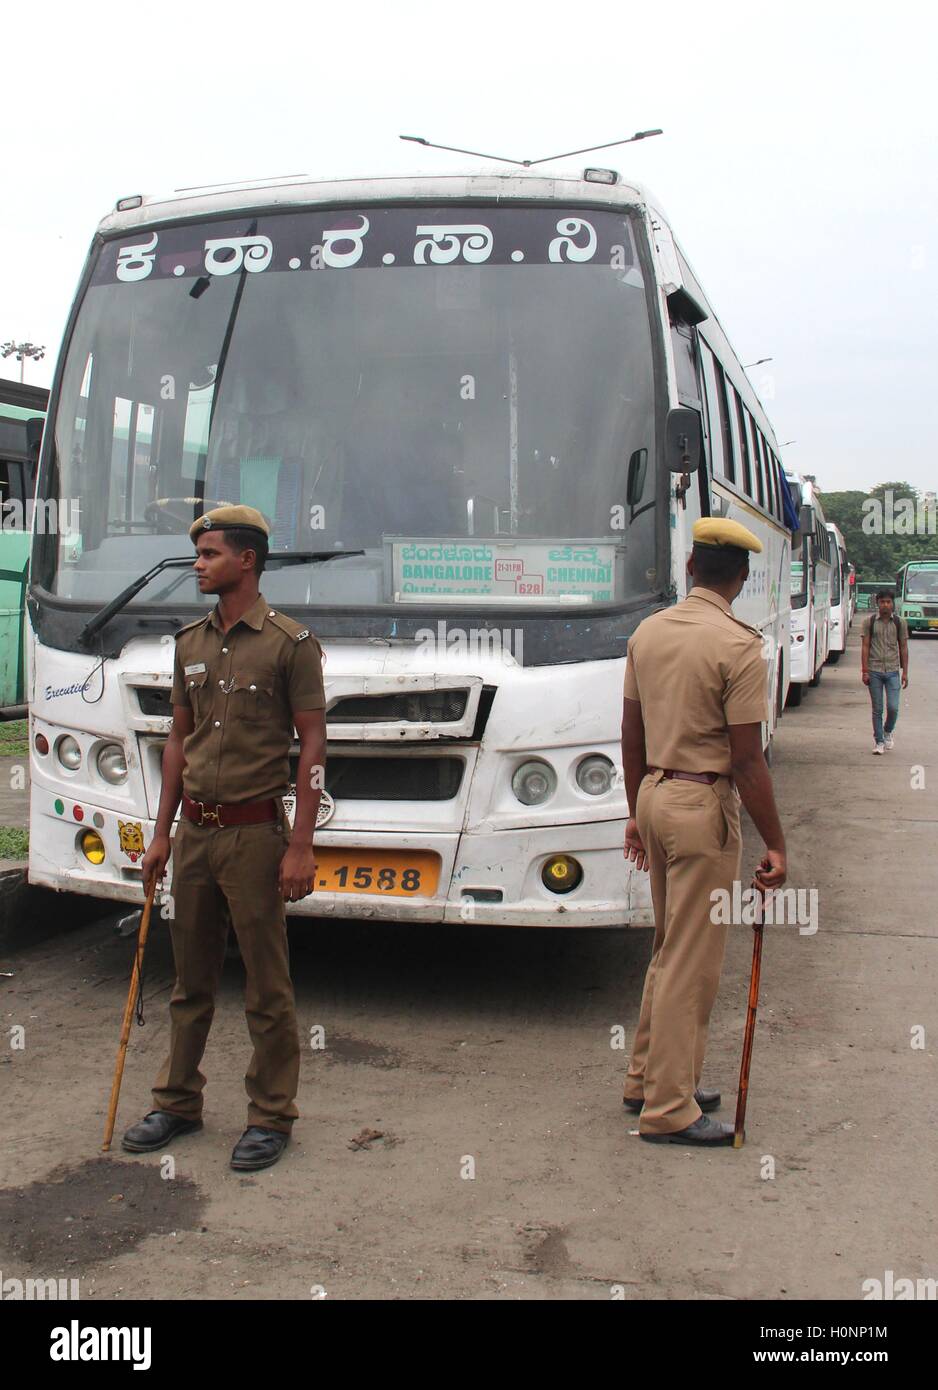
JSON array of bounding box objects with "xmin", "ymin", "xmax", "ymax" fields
[{"xmin": 869, "ymin": 670, "xmax": 901, "ymax": 744}]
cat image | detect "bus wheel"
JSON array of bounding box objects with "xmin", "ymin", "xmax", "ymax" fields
[
  {"xmin": 827, "ymin": 649, "xmax": 841, "ymax": 665},
  {"xmin": 786, "ymin": 681, "xmax": 804, "ymax": 708}
]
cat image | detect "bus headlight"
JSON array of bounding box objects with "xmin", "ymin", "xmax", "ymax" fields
[
  {"xmin": 57, "ymin": 736, "xmax": 82, "ymax": 771},
  {"xmin": 576, "ymin": 755, "xmax": 616, "ymax": 796},
  {"xmin": 80, "ymin": 830, "xmax": 106, "ymax": 865},
  {"xmin": 97, "ymin": 743, "xmax": 128, "ymax": 785},
  {"xmin": 542, "ymin": 855, "xmax": 583, "ymax": 894},
  {"xmin": 512, "ymin": 759, "xmax": 556, "ymax": 806}
]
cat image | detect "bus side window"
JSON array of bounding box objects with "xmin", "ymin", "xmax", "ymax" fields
[
  {"xmin": 713, "ymin": 360, "xmax": 736, "ymax": 484},
  {"xmin": 732, "ymin": 387, "xmax": 753, "ymax": 498},
  {"xmin": 0, "ymin": 460, "xmax": 27, "ymax": 527},
  {"xmin": 671, "ymin": 322, "xmax": 701, "ymax": 408},
  {"xmin": 747, "ymin": 412, "xmax": 765, "ymax": 509},
  {"xmin": 699, "ymin": 341, "xmax": 726, "ymax": 478}
]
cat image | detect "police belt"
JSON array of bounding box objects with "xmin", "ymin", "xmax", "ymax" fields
[
  {"xmin": 648, "ymin": 767, "xmax": 734, "ymax": 788},
  {"xmin": 182, "ymin": 793, "xmax": 279, "ymax": 829}
]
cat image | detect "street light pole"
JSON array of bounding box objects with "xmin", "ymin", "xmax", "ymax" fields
[{"xmin": 1, "ymin": 340, "xmax": 46, "ymax": 383}]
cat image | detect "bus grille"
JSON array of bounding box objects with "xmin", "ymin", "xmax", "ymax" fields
[
  {"xmin": 291, "ymin": 754, "xmax": 464, "ymax": 801},
  {"xmin": 328, "ymin": 690, "xmax": 469, "ymax": 722}
]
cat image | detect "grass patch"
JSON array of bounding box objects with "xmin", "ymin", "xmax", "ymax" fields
[
  {"xmin": 0, "ymin": 719, "xmax": 28, "ymax": 758},
  {"xmin": 0, "ymin": 826, "xmax": 28, "ymax": 859}
]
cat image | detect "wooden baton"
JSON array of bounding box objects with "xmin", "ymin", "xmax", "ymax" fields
[
  {"xmin": 733, "ymin": 885, "xmax": 765, "ymax": 1149},
  {"xmin": 102, "ymin": 879, "xmax": 157, "ymax": 1152}
]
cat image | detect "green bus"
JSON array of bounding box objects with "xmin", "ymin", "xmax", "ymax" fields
[
  {"xmin": 895, "ymin": 560, "xmax": 938, "ymax": 634},
  {"xmin": 855, "ymin": 580, "xmax": 890, "ymax": 613},
  {"xmin": 0, "ymin": 378, "xmax": 48, "ymax": 712}
]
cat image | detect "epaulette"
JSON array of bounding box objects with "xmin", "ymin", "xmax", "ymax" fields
[
  {"xmin": 173, "ymin": 614, "xmax": 212, "ymax": 641},
  {"xmin": 265, "ymin": 609, "xmax": 316, "ymax": 644},
  {"xmin": 729, "ymin": 615, "xmax": 763, "ymax": 639}
]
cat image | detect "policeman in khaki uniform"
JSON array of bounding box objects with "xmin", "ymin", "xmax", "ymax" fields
[
  {"xmin": 620, "ymin": 518, "xmax": 787, "ymax": 1146},
  {"xmin": 122, "ymin": 506, "xmax": 327, "ymax": 1171}
]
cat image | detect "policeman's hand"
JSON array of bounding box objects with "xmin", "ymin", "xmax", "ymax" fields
[
  {"xmin": 861, "ymin": 671, "xmax": 870, "ymax": 685},
  {"xmin": 902, "ymin": 672, "xmax": 909, "ymax": 689},
  {"xmin": 279, "ymin": 843, "xmax": 318, "ymax": 902},
  {"xmin": 624, "ymin": 817, "xmax": 649, "ymax": 873},
  {"xmin": 142, "ymin": 834, "xmax": 171, "ymax": 898},
  {"xmin": 753, "ymin": 850, "xmax": 786, "ymax": 892}
]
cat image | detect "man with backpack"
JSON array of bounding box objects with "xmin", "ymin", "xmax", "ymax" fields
[{"xmin": 861, "ymin": 589, "xmax": 909, "ymax": 754}]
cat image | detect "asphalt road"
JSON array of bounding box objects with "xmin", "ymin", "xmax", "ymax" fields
[{"xmin": 1, "ymin": 625, "xmax": 936, "ymax": 1300}]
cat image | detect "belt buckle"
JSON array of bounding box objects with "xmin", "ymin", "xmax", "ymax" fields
[{"xmin": 197, "ymin": 801, "xmax": 225, "ymax": 829}]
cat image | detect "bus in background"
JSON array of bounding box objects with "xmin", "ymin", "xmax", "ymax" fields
[
  {"xmin": 825, "ymin": 521, "xmax": 848, "ymax": 663},
  {"xmin": 785, "ymin": 473, "xmax": 832, "ymax": 704},
  {"xmin": 27, "ymin": 169, "xmax": 791, "ymax": 927},
  {"xmin": 855, "ymin": 579, "xmax": 887, "ymax": 613},
  {"xmin": 846, "ymin": 561, "xmax": 856, "ymax": 626},
  {"xmin": 894, "ymin": 559, "xmax": 938, "ymax": 634},
  {"xmin": 0, "ymin": 378, "xmax": 48, "ymax": 714}
]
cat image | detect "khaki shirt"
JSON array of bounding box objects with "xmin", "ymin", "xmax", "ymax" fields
[
  {"xmin": 170, "ymin": 592, "xmax": 325, "ymax": 803},
  {"xmin": 864, "ymin": 613, "xmax": 908, "ymax": 673},
  {"xmin": 622, "ymin": 587, "xmax": 768, "ymax": 775}
]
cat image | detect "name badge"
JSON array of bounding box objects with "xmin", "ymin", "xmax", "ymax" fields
[{"xmin": 184, "ymin": 662, "xmax": 206, "ymax": 675}]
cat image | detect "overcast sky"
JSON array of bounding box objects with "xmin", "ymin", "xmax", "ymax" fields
[{"xmin": 3, "ymin": 0, "xmax": 935, "ymax": 493}]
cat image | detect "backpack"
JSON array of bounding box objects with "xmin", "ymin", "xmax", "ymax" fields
[{"xmin": 866, "ymin": 613, "xmax": 902, "ymax": 646}]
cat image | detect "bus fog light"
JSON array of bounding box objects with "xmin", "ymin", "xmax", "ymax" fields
[
  {"xmin": 57, "ymin": 736, "xmax": 82, "ymax": 770},
  {"xmin": 576, "ymin": 754, "xmax": 615, "ymax": 795},
  {"xmin": 512, "ymin": 760, "xmax": 556, "ymax": 806},
  {"xmin": 542, "ymin": 855, "xmax": 582, "ymax": 894},
  {"xmin": 34, "ymin": 732, "xmax": 49, "ymax": 756},
  {"xmin": 80, "ymin": 830, "xmax": 106, "ymax": 865},
  {"xmin": 97, "ymin": 743, "xmax": 128, "ymax": 784}
]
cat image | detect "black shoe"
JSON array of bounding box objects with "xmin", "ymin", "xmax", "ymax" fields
[
  {"xmin": 623, "ymin": 1086, "xmax": 720, "ymax": 1114},
  {"xmin": 640, "ymin": 1114, "xmax": 735, "ymax": 1146},
  {"xmin": 121, "ymin": 1110, "xmax": 203, "ymax": 1153},
  {"xmin": 230, "ymin": 1126, "xmax": 290, "ymax": 1171}
]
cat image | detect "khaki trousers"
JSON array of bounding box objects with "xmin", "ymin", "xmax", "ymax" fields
[
  {"xmin": 152, "ymin": 814, "xmax": 300, "ymax": 1133},
  {"xmin": 623, "ymin": 770, "xmax": 742, "ymax": 1134}
]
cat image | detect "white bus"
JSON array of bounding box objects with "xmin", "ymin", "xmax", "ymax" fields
[
  {"xmin": 27, "ymin": 169, "xmax": 791, "ymax": 927},
  {"xmin": 825, "ymin": 521, "xmax": 848, "ymax": 663},
  {"xmin": 785, "ymin": 474, "xmax": 832, "ymax": 704}
]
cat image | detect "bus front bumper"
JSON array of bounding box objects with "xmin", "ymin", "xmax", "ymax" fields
[{"xmin": 27, "ymin": 785, "xmax": 651, "ymax": 928}]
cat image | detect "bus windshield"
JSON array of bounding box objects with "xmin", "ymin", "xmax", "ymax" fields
[
  {"xmin": 904, "ymin": 564, "xmax": 938, "ymax": 600},
  {"xmin": 41, "ymin": 205, "xmax": 657, "ymax": 613}
]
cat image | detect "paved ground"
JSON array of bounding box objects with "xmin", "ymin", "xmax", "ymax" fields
[{"xmin": 1, "ymin": 627, "xmax": 936, "ymax": 1300}]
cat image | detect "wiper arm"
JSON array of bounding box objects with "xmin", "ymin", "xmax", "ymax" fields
[
  {"xmin": 78, "ymin": 550, "xmax": 366, "ymax": 646},
  {"xmin": 79, "ymin": 556, "xmax": 194, "ymax": 646},
  {"xmin": 267, "ymin": 550, "xmax": 365, "ymax": 567}
]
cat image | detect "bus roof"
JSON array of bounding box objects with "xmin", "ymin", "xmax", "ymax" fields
[
  {"xmin": 0, "ymin": 377, "xmax": 49, "ymax": 414},
  {"xmin": 96, "ymin": 170, "xmax": 662, "ymax": 238}
]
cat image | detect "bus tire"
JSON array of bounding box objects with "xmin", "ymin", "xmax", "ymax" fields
[
  {"xmin": 786, "ymin": 681, "xmax": 804, "ymax": 708},
  {"xmin": 827, "ymin": 649, "xmax": 841, "ymax": 664}
]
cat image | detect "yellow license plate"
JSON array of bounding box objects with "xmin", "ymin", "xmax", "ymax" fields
[{"xmin": 312, "ymin": 849, "xmax": 440, "ymax": 897}]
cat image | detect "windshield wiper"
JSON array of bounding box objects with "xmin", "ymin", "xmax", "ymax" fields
[{"xmin": 78, "ymin": 550, "xmax": 366, "ymax": 646}]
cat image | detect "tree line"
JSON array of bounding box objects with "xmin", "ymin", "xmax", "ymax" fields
[{"xmin": 817, "ymin": 480, "xmax": 938, "ymax": 580}]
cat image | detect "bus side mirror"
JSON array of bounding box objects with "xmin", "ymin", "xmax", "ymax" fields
[
  {"xmin": 797, "ymin": 503, "xmax": 815, "ymax": 536},
  {"xmin": 666, "ymin": 408, "xmax": 701, "ymax": 474},
  {"xmin": 626, "ymin": 448, "xmax": 648, "ymax": 505},
  {"xmin": 26, "ymin": 416, "xmax": 44, "ymax": 463}
]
